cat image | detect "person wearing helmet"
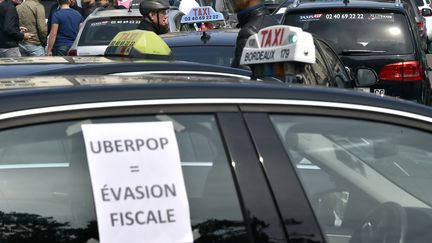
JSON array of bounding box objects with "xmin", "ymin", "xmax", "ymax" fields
[
  {"xmin": 230, "ymin": 0, "xmax": 277, "ymax": 68},
  {"xmin": 138, "ymin": 0, "xmax": 170, "ymax": 34}
]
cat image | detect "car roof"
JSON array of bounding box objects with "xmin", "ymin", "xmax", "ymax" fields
[
  {"xmin": 161, "ymin": 29, "xmax": 239, "ymax": 47},
  {"xmin": 0, "ymin": 76, "xmax": 430, "ymax": 117},
  {"xmin": 86, "ymin": 8, "xmax": 142, "ymax": 18},
  {"xmin": 0, "ymin": 58, "xmax": 252, "ymax": 78},
  {"xmin": 289, "ymin": 0, "xmax": 405, "ymax": 11}
]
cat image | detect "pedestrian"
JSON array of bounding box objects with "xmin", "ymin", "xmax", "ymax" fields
[
  {"xmin": 16, "ymin": 0, "xmax": 47, "ymax": 56},
  {"xmin": 47, "ymin": 0, "xmax": 83, "ymax": 56},
  {"xmin": 82, "ymin": 0, "xmax": 97, "ymax": 18},
  {"xmin": 97, "ymin": 0, "xmax": 114, "ymax": 9},
  {"xmin": 47, "ymin": 0, "xmax": 84, "ymax": 34},
  {"xmin": 0, "ymin": 0, "xmax": 33, "ymax": 57},
  {"xmin": 137, "ymin": 0, "xmax": 170, "ymax": 35},
  {"xmin": 230, "ymin": 0, "xmax": 277, "ymax": 68}
]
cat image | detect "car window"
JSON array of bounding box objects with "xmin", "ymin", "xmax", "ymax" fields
[
  {"xmin": 0, "ymin": 114, "xmax": 245, "ymax": 242},
  {"xmin": 78, "ymin": 18, "xmax": 142, "ymax": 46},
  {"xmin": 416, "ymin": 0, "xmax": 424, "ymax": 6},
  {"xmin": 170, "ymin": 46, "xmax": 234, "ymax": 66},
  {"xmin": 311, "ymin": 48, "xmax": 330, "ymax": 86},
  {"xmin": 284, "ymin": 12, "xmax": 414, "ymax": 55},
  {"xmin": 315, "ymin": 39, "xmax": 351, "ymax": 86},
  {"xmin": 271, "ymin": 115, "xmax": 432, "ymax": 243}
]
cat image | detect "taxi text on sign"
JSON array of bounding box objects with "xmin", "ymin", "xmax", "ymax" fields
[
  {"xmin": 82, "ymin": 122, "xmax": 193, "ymax": 243},
  {"xmin": 240, "ymin": 25, "xmax": 315, "ymax": 65}
]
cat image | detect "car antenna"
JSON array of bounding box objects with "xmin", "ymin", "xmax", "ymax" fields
[
  {"xmin": 293, "ymin": 0, "xmax": 300, "ymax": 7},
  {"xmin": 201, "ymin": 31, "xmax": 211, "ymax": 44}
]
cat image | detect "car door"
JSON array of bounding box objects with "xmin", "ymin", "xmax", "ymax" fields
[
  {"xmin": 243, "ymin": 102, "xmax": 432, "ymax": 243},
  {"xmin": 0, "ymin": 102, "xmax": 286, "ymax": 243}
]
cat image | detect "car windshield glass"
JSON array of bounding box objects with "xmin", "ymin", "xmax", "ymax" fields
[
  {"xmin": 284, "ymin": 12, "xmax": 414, "ymax": 55},
  {"xmin": 170, "ymin": 46, "xmax": 234, "ymax": 66},
  {"xmin": 78, "ymin": 18, "xmax": 141, "ymax": 46}
]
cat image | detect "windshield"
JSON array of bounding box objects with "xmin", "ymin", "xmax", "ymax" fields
[
  {"xmin": 284, "ymin": 12, "xmax": 414, "ymax": 55},
  {"xmin": 78, "ymin": 18, "xmax": 142, "ymax": 46}
]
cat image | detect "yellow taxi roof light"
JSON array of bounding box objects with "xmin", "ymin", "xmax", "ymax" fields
[
  {"xmin": 240, "ymin": 25, "xmax": 316, "ymax": 65},
  {"xmin": 105, "ymin": 30, "xmax": 172, "ymax": 59}
]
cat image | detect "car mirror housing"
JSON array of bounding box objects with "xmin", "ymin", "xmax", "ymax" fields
[
  {"xmin": 422, "ymin": 8, "xmax": 432, "ymax": 17},
  {"xmin": 355, "ymin": 68, "xmax": 378, "ymax": 86}
]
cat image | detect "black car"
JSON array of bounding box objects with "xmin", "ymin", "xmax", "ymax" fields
[
  {"xmin": 0, "ymin": 56, "xmax": 252, "ymax": 79},
  {"xmin": 282, "ymin": 0, "xmax": 432, "ymax": 104},
  {"xmin": 0, "ymin": 76, "xmax": 432, "ymax": 243},
  {"xmin": 161, "ymin": 29, "xmax": 371, "ymax": 89}
]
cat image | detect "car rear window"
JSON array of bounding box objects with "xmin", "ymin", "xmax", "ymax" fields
[
  {"xmin": 170, "ymin": 46, "xmax": 235, "ymax": 67},
  {"xmin": 284, "ymin": 11, "xmax": 414, "ymax": 55},
  {"xmin": 78, "ymin": 18, "xmax": 142, "ymax": 46},
  {"xmin": 415, "ymin": 0, "xmax": 424, "ymax": 6}
]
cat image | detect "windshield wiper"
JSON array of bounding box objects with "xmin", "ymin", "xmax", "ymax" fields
[{"xmin": 341, "ymin": 49, "xmax": 387, "ymax": 55}]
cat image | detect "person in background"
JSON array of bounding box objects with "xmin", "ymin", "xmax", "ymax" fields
[
  {"xmin": 47, "ymin": 0, "xmax": 83, "ymax": 33},
  {"xmin": 16, "ymin": 0, "xmax": 47, "ymax": 56},
  {"xmin": 98, "ymin": 0, "xmax": 112, "ymax": 8},
  {"xmin": 47, "ymin": 0, "xmax": 83, "ymax": 56},
  {"xmin": 0, "ymin": 0, "xmax": 33, "ymax": 57},
  {"xmin": 137, "ymin": 0, "xmax": 170, "ymax": 34},
  {"xmin": 82, "ymin": 0, "xmax": 97, "ymax": 17},
  {"xmin": 231, "ymin": 0, "xmax": 277, "ymax": 68}
]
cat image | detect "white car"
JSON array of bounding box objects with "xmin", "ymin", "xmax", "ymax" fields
[
  {"xmin": 68, "ymin": 7, "xmax": 185, "ymax": 56},
  {"xmin": 416, "ymin": 0, "xmax": 432, "ymax": 47}
]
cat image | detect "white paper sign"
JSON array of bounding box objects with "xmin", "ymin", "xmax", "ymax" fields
[{"xmin": 82, "ymin": 122, "xmax": 193, "ymax": 243}]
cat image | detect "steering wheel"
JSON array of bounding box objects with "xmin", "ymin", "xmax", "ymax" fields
[{"xmin": 349, "ymin": 201, "xmax": 408, "ymax": 243}]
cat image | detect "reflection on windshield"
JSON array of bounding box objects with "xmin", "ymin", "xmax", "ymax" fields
[{"xmin": 271, "ymin": 115, "xmax": 432, "ymax": 242}]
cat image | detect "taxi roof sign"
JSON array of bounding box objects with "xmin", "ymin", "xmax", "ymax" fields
[
  {"xmin": 180, "ymin": 6, "xmax": 224, "ymax": 24},
  {"xmin": 105, "ymin": 30, "xmax": 172, "ymax": 59},
  {"xmin": 240, "ymin": 25, "xmax": 315, "ymax": 65}
]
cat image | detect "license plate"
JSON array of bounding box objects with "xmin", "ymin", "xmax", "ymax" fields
[{"xmin": 373, "ymin": 89, "xmax": 385, "ymax": 95}]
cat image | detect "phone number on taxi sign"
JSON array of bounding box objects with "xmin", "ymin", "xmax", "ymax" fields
[
  {"xmin": 183, "ymin": 15, "xmax": 220, "ymax": 21},
  {"xmin": 325, "ymin": 13, "xmax": 365, "ymax": 19}
]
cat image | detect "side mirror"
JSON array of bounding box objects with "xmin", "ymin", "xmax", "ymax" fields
[
  {"xmin": 355, "ymin": 67, "xmax": 378, "ymax": 86},
  {"xmin": 422, "ymin": 8, "xmax": 432, "ymax": 17}
]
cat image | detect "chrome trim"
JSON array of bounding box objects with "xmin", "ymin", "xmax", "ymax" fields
[
  {"xmin": 0, "ymin": 99, "xmax": 431, "ymax": 123},
  {"xmin": 111, "ymin": 71, "xmax": 252, "ymax": 79},
  {"xmin": 0, "ymin": 163, "xmax": 70, "ymax": 169}
]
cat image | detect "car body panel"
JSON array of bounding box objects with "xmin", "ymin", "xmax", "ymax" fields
[{"xmin": 0, "ymin": 58, "xmax": 252, "ymax": 78}]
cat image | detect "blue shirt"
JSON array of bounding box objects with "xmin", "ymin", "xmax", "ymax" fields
[{"xmin": 52, "ymin": 8, "xmax": 83, "ymax": 47}]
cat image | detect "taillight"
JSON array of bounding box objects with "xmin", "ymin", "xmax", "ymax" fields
[
  {"xmin": 379, "ymin": 61, "xmax": 423, "ymax": 81},
  {"xmin": 417, "ymin": 21, "xmax": 425, "ymax": 34},
  {"xmin": 67, "ymin": 49, "xmax": 77, "ymax": 56}
]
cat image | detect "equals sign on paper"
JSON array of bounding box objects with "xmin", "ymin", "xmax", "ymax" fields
[{"xmin": 130, "ymin": 165, "xmax": 139, "ymax": 173}]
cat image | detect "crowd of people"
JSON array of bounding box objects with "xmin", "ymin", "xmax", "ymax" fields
[
  {"xmin": 0, "ymin": 0, "xmax": 276, "ymax": 67},
  {"xmin": 0, "ymin": 0, "xmax": 128, "ymax": 57}
]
